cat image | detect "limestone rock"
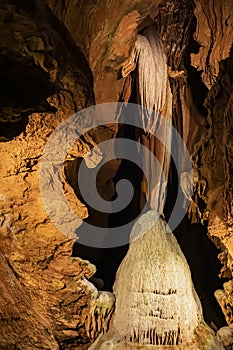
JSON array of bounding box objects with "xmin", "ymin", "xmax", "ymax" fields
[
  {"xmin": 0, "ymin": 0, "xmax": 233, "ymax": 348},
  {"xmin": 217, "ymin": 326, "xmax": 233, "ymax": 349},
  {"xmin": 0, "ymin": 251, "xmax": 59, "ymax": 349},
  {"xmin": 191, "ymin": 0, "xmax": 233, "ymax": 89},
  {"xmin": 90, "ymin": 211, "xmax": 224, "ymax": 349}
]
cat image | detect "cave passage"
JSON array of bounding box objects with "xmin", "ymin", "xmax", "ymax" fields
[
  {"xmin": 166, "ymin": 156, "xmax": 227, "ymax": 328},
  {"xmin": 72, "ymin": 149, "xmax": 144, "ymax": 291},
  {"xmin": 72, "ymin": 151, "xmax": 226, "ymax": 329},
  {"xmin": 174, "ymin": 218, "xmax": 227, "ymax": 328},
  {"xmin": 0, "ymin": 54, "xmax": 56, "ymax": 141},
  {"xmin": 72, "ymin": 25, "xmax": 226, "ymax": 330},
  {"xmin": 72, "ymin": 119, "xmax": 226, "ymax": 330}
]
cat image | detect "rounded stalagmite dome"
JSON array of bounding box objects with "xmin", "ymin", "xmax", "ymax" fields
[
  {"xmin": 89, "ymin": 211, "xmax": 225, "ymax": 350},
  {"xmin": 112, "ymin": 211, "xmax": 202, "ymax": 346}
]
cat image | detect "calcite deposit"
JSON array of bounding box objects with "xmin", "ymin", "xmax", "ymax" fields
[{"xmin": 0, "ymin": 0, "xmax": 233, "ymax": 349}]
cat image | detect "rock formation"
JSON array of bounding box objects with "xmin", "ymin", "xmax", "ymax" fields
[
  {"xmin": 133, "ymin": 27, "xmax": 173, "ymax": 215},
  {"xmin": 89, "ymin": 211, "xmax": 224, "ymax": 349},
  {"xmin": 0, "ymin": 0, "xmax": 233, "ymax": 349}
]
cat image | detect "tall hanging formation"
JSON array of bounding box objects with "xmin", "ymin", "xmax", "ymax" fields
[
  {"xmin": 133, "ymin": 27, "xmax": 172, "ymax": 214},
  {"xmin": 134, "ymin": 27, "xmax": 170, "ymax": 134}
]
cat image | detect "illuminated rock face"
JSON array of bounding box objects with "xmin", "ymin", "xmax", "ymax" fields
[
  {"xmin": 89, "ymin": 211, "xmax": 224, "ymax": 350},
  {"xmin": 134, "ymin": 28, "xmax": 169, "ymax": 134},
  {"xmin": 1, "ymin": 1, "xmax": 233, "ymax": 348}
]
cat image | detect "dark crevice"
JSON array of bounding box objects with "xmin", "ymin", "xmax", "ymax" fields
[
  {"xmin": 0, "ymin": 54, "xmax": 56, "ymax": 141},
  {"xmin": 0, "ymin": 116, "xmax": 29, "ymax": 142},
  {"xmin": 184, "ymin": 15, "xmax": 209, "ymax": 117},
  {"xmin": 0, "ymin": 1, "xmax": 94, "ymax": 140},
  {"xmin": 165, "ymin": 156, "xmax": 226, "ymax": 328},
  {"xmin": 11, "ymin": 0, "xmax": 94, "ymax": 91},
  {"xmin": 71, "ymin": 123, "xmax": 144, "ymax": 291},
  {"xmin": 174, "ymin": 218, "xmax": 227, "ymax": 328},
  {"xmin": 0, "ymin": 55, "xmax": 55, "ymax": 110}
]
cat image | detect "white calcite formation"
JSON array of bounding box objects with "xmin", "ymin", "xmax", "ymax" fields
[
  {"xmin": 89, "ymin": 211, "xmax": 225, "ymax": 350},
  {"xmin": 135, "ymin": 28, "xmax": 168, "ymax": 134},
  {"xmin": 122, "ymin": 27, "xmax": 169, "ymax": 134},
  {"xmin": 112, "ymin": 211, "xmax": 201, "ymax": 345},
  {"xmin": 131, "ymin": 27, "xmax": 172, "ymax": 214}
]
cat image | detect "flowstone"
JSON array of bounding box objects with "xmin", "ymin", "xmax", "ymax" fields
[{"xmin": 89, "ymin": 211, "xmax": 224, "ymax": 350}]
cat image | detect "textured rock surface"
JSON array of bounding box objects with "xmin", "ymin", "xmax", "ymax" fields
[
  {"xmin": 90, "ymin": 211, "xmax": 224, "ymax": 350},
  {"xmin": 0, "ymin": 0, "xmax": 93, "ymax": 131},
  {"xmin": 217, "ymin": 326, "xmax": 233, "ymax": 349},
  {"xmin": 0, "ymin": 3, "xmax": 102, "ymax": 348},
  {"xmin": 46, "ymin": 0, "xmax": 161, "ymax": 104},
  {"xmin": 156, "ymin": 0, "xmax": 233, "ymax": 325},
  {"xmin": 0, "ymin": 108, "xmax": 102, "ymax": 348},
  {"xmin": 0, "ymin": 252, "xmax": 58, "ymax": 349},
  {"xmin": 0, "ymin": 0, "xmax": 233, "ymax": 348},
  {"xmin": 191, "ymin": 0, "xmax": 233, "ymax": 88},
  {"xmin": 195, "ymin": 46, "xmax": 233, "ymax": 324}
]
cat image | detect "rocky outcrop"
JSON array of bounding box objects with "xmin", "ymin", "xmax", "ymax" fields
[
  {"xmin": 46, "ymin": 0, "xmax": 161, "ymax": 104},
  {"xmin": 0, "ymin": 3, "xmax": 98, "ymax": 348},
  {"xmin": 0, "ymin": 0, "xmax": 233, "ymax": 348},
  {"xmin": 155, "ymin": 0, "xmax": 233, "ymax": 325},
  {"xmin": 191, "ymin": 0, "xmax": 233, "ymax": 89},
  {"xmin": 193, "ymin": 38, "xmax": 233, "ymax": 325},
  {"xmin": 0, "ymin": 108, "xmax": 99, "ymax": 349},
  {"xmin": 0, "ymin": 0, "xmax": 93, "ymax": 137},
  {"xmin": 217, "ymin": 325, "xmax": 233, "ymax": 349},
  {"xmin": 0, "ymin": 251, "xmax": 58, "ymax": 349}
]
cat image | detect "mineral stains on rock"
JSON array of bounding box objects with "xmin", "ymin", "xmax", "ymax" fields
[{"xmin": 0, "ymin": 0, "xmax": 233, "ymax": 349}]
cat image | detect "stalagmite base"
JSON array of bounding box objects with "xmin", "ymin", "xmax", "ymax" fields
[{"xmin": 89, "ymin": 212, "xmax": 224, "ymax": 350}]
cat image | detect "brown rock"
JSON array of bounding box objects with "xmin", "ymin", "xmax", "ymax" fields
[{"xmin": 191, "ymin": 0, "xmax": 233, "ymax": 88}]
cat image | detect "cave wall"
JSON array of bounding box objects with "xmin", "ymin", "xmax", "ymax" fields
[
  {"xmin": 0, "ymin": 2, "xmax": 97, "ymax": 349},
  {"xmin": 0, "ymin": 0, "xmax": 233, "ymax": 348},
  {"xmin": 197, "ymin": 48, "xmax": 233, "ymax": 325},
  {"xmin": 191, "ymin": 0, "xmax": 233, "ymax": 325}
]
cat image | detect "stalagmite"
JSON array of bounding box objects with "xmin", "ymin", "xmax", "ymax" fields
[
  {"xmin": 89, "ymin": 212, "xmax": 225, "ymax": 350},
  {"xmin": 88, "ymin": 26, "xmax": 224, "ymax": 350},
  {"xmin": 113, "ymin": 211, "xmax": 201, "ymax": 345},
  {"xmin": 84, "ymin": 278, "xmax": 115, "ymax": 340}
]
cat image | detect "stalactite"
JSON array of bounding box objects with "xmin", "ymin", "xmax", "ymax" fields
[
  {"xmin": 134, "ymin": 27, "xmax": 169, "ymax": 134},
  {"xmin": 87, "ymin": 26, "xmax": 223, "ymax": 350},
  {"xmin": 133, "ymin": 27, "xmax": 172, "ymax": 213}
]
